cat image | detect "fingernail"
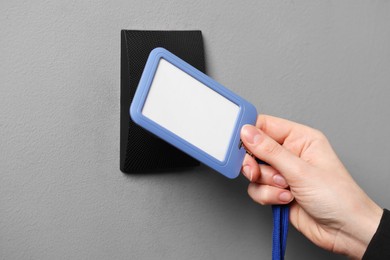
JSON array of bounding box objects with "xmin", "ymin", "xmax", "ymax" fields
[
  {"xmin": 242, "ymin": 125, "xmax": 261, "ymax": 145},
  {"xmin": 242, "ymin": 165, "xmax": 252, "ymax": 181},
  {"xmin": 279, "ymin": 191, "xmax": 293, "ymax": 202},
  {"xmin": 273, "ymin": 174, "xmax": 287, "ymax": 187}
]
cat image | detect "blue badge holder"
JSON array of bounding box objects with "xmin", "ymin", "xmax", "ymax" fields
[{"xmin": 130, "ymin": 47, "xmax": 257, "ymax": 179}]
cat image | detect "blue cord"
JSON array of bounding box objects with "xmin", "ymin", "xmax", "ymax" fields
[
  {"xmin": 272, "ymin": 205, "xmax": 289, "ymax": 260},
  {"xmin": 254, "ymin": 160, "xmax": 289, "ymax": 259}
]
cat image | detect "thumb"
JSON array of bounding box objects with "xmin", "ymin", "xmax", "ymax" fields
[{"xmin": 240, "ymin": 125, "xmax": 307, "ymax": 182}]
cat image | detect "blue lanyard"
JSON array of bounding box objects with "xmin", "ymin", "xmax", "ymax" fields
[
  {"xmin": 252, "ymin": 159, "xmax": 290, "ymax": 259},
  {"xmin": 272, "ymin": 205, "xmax": 289, "ymax": 260}
]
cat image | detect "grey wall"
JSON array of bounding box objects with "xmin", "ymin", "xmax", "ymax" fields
[{"xmin": 1, "ymin": 1, "xmax": 390, "ymax": 259}]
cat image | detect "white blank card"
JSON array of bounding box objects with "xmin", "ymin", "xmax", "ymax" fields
[{"xmin": 142, "ymin": 59, "xmax": 240, "ymax": 162}]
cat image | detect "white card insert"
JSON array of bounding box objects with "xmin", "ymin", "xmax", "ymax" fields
[{"xmin": 142, "ymin": 59, "xmax": 240, "ymax": 162}]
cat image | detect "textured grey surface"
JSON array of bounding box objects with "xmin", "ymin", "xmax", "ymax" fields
[{"xmin": 1, "ymin": 1, "xmax": 390, "ymax": 259}]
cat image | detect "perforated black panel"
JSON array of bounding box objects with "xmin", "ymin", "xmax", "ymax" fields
[{"xmin": 120, "ymin": 30, "xmax": 205, "ymax": 173}]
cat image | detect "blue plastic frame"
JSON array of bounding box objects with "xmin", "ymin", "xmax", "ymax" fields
[{"xmin": 130, "ymin": 47, "xmax": 257, "ymax": 179}]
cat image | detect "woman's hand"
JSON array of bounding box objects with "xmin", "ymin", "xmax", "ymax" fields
[{"xmin": 240, "ymin": 115, "xmax": 382, "ymax": 259}]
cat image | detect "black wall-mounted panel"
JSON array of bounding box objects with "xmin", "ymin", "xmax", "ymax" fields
[{"xmin": 120, "ymin": 30, "xmax": 205, "ymax": 173}]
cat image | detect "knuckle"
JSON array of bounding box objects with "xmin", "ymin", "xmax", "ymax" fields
[
  {"xmin": 311, "ymin": 129, "xmax": 326, "ymax": 141},
  {"xmin": 256, "ymin": 114, "xmax": 266, "ymax": 130},
  {"xmin": 260, "ymin": 187, "xmax": 272, "ymax": 205},
  {"xmin": 253, "ymin": 195, "xmax": 267, "ymax": 206},
  {"xmin": 248, "ymin": 184, "xmax": 271, "ymax": 206},
  {"xmin": 311, "ymin": 129, "xmax": 330, "ymax": 147},
  {"xmin": 261, "ymin": 139, "xmax": 282, "ymax": 157}
]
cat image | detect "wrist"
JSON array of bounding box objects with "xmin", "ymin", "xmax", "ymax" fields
[{"xmin": 336, "ymin": 198, "xmax": 383, "ymax": 259}]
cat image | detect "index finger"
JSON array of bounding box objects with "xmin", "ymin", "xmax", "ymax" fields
[{"xmin": 256, "ymin": 115, "xmax": 312, "ymax": 144}]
